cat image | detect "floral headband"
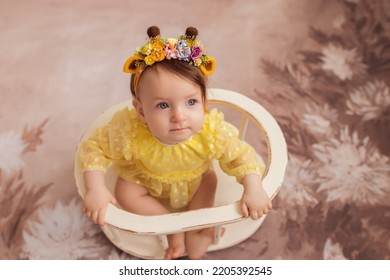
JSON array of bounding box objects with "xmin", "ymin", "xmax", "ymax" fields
[{"xmin": 123, "ymin": 26, "xmax": 216, "ymax": 94}]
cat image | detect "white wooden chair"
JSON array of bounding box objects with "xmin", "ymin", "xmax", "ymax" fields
[{"xmin": 74, "ymin": 88, "xmax": 288, "ymax": 259}]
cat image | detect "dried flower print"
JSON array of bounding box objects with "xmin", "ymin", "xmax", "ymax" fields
[
  {"xmin": 21, "ymin": 119, "xmax": 49, "ymax": 154},
  {"xmin": 313, "ymin": 127, "xmax": 390, "ymax": 206},
  {"xmin": 302, "ymin": 102, "xmax": 339, "ymax": 138},
  {"xmin": 344, "ymin": 0, "xmax": 360, "ymax": 3},
  {"xmin": 332, "ymin": 14, "xmax": 346, "ymax": 30},
  {"xmin": 320, "ymin": 44, "xmax": 366, "ymax": 81},
  {"xmin": 107, "ymin": 248, "xmax": 136, "ymax": 260},
  {"xmin": 323, "ymin": 238, "xmax": 347, "ymax": 260},
  {"xmin": 286, "ymin": 63, "xmax": 313, "ymax": 93},
  {"xmin": 22, "ymin": 198, "xmax": 109, "ymax": 259},
  {"xmin": 0, "ymin": 173, "xmax": 51, "ymax": 259},
  {"xmin": 346, "ymin": 80, "xmax": 390, "ymax": 121},
  {"xmin": 278, "ymin": 155, "xmax": 319, "ymax": 208},
  {"xmin": 0, "ymin": 131, "xmax": 27, "ymax": 175}
]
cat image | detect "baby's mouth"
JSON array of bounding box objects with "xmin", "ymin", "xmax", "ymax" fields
[{"xmin": 170, "ymin": 127, "xmax": 188, "ymax": 132}]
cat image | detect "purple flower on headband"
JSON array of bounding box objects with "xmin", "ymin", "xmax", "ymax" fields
[
  {"xmin": 176, "ymin": 40, "xmax": 191, "ymax": 61},
  {"xmin": 190, "ymin": 46, "xmax": 202, "ymax": 60}
]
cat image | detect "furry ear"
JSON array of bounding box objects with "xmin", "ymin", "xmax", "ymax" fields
[
  {"xmin": 200, "ymin": 56, "xmax": 216, "ymax": 76},
  {"xmin": 123, "ymin": 54, "xmax": 145, "ymax": 73}
]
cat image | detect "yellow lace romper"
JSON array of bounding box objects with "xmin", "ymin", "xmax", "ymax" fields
[{"xmin": 78, "ymin": 107, "xmax": 263, "ymax": 209}]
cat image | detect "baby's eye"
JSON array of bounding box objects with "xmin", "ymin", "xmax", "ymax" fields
[
  {"xmin": 157, "ymin": 102, "xmax": 169, "ymax": 109},
  {"xmin": 187, "ymin": 99, "xmax": 197, "ymax": 106}
]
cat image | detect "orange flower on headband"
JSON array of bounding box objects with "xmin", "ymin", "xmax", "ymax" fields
[
  {"xmin": 123, "ymin": 26, "xmax": 216, "ymax": 76},
  {"xmin": 150, "ymin": 41, "xmax": 166, "ymax": 62}
]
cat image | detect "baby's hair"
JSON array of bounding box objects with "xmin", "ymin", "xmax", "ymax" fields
[{"xmin": 130, "ymin": 26, "xmax": 208, "ymax": 103}]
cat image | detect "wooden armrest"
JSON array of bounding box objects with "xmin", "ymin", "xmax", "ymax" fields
[{"xmin": 104, "ymin": 201, "xmax": 245, "ymax": 235}]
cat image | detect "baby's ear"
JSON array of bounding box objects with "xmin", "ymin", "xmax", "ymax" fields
[
  {"xmin": 123, "ymin": 55, "xmax": 144, "ymax": 73},
  {"xmin": 132, "ymin": 98, "xmax": 146, "ymax": 123}
]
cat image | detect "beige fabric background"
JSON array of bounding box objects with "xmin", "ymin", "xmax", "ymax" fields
[{"xmin": 1, "ymin": 0, "xmax": 389, "ymax": 259}]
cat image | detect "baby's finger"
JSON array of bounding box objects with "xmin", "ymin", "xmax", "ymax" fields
[
  {"xmin": 268, "ymin": 201, "xmax": 273, "ymax": 210},
  {"xmin": 85, "ymin": 211, "xmax": 92, "ymax": 219},
  {"xmin": 97, "ymin": 207, "xmax": 106, "ymax": 226},
  {"xmin": 91, "ymin": 210, "xmax": 99, "ymax": 224},
  {"xmin": 110, "ymin": 197, "xmax": 117, "ymax": 205},
  {"xmin": 250, "ymin": 211, "xmax": 259, "ymax": 220},
  {"xmin": 240, "ymin": 202, "xmax": 249, "ymax": 218}
]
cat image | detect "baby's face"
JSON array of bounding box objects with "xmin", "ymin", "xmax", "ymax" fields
[{"xmin": 134, "ymin": 66, "xmax": 205, "ymax": 145}]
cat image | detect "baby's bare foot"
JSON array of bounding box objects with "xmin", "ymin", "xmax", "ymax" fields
[
  {"xmin": 186, "ymin": 227, "xmax": 226, "ymax": 259},
  {"xmin": 164, "ymin": 233, "xmax": 185, "ymax": 260}
]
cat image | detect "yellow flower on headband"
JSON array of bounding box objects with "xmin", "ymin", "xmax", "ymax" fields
[
  {"xmin": 167, "ymin": 38, "xmax": 178, "ymax": 45},
  {"xmin": 153, "ymin": 40, "xmax": 165, "ymax": 49},
  {"xmin": 193, "ymin": 58, "xmax": 202, "ymax": 67},
  {"xmin": 144, "ymin": 56, "xmax": 155, "ymax": 66},
  {"xmin": 150, "ymin": 42, "xmax": 166, "ymax": 62},
  {"xmin": 142, "ymin": 43, "xmax": 152, "ymax": 55}
]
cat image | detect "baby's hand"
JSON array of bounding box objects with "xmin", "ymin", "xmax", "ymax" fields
[
  {"xmin": 83, "ymin": 185, "xmax": 116, "ymax": 226},
  {"xmin": 240, "ymin": 174, "xmax": 272, "ymax": 220}
]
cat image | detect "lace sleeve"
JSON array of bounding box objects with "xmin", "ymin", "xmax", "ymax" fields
[
  {"xmin": 215, "ymin": 117, "xmax": 263, "ymax": 182},
  {"xmin": 78, "ymin": 108, "xmax": 131, "ymax": 172}
]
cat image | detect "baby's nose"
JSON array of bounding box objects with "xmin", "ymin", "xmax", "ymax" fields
[{"xmin": 171, "ymin": 108, "xmax": 185, "ymax": 122}]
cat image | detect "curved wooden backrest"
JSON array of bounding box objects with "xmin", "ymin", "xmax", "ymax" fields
[{"xmin": 74, "ymin": 88, "xmax": 288, "ymax": 235}]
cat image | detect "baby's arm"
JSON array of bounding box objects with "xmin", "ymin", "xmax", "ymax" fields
[
  {"xmin": 240, "ymin": 173, "xmax": 272, "ymax": 220},
  {"xmin": 83, "ymin": 170, "xmax": 117, "ymax": 226}
]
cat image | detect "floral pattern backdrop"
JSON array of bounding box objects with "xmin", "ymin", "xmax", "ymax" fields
[
  {"xmin": 257, "ymin": 0, "xmax": 390, "ymax": 259},
  {"xmin": 1, "ymin": 0, "xmax": 389, "ymax": 260}
]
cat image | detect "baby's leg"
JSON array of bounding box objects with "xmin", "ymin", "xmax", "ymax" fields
[
  {"xmin": 114, "ymin": 177, "xmax": 185, "ymax": 259},
  {"xmin": 185, "ymin": 169, "xmax": 219, "ymax": 259}
]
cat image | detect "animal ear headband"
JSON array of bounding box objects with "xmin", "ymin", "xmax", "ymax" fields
[{"xmin": 123, "ymin": 26, "xmax": 216, "ymax": 94}]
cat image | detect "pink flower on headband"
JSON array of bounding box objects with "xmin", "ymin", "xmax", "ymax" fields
[
  {"xmin": 165, "ymin": 43, "xmax": 177, "ymax": 59},
  {"xmin": 176, "ymin": 40, "xmax": 191, "ymax": 61},
  {"xmin": 190, "ymin": 46, "xmax": 202, "ymax": 60}
]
